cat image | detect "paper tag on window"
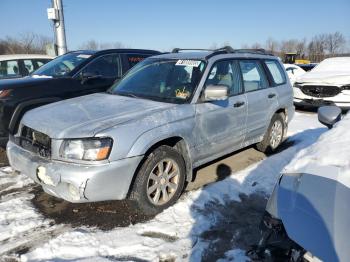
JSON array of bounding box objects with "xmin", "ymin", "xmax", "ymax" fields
[
  {"xmin": 77, "ymin": 54, "xmax": 91, "ymax": 59},
  {"xmin": 176, "ymin": 60, "xmax": 201, "ymax": 67},
  {"xmin": 175, "ymin": 89, "xmax": 190, "ymax": 99}
]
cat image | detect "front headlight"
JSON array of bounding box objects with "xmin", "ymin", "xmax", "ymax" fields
[
  {"xmin": 342, "ymin": 84, "xmax": 350, "ymax": 90},
  {"xmin": 0, "ymin": 89, "xmax": 12, "ymax": 98},
  {"xmin": 60, "ymin": 137, "xmax": 113, "ymax": 161}
]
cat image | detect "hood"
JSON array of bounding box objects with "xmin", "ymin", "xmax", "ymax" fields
[
  {"xmin": 21, "ymin": 93, "xmax": 177, "ymax": 139},
  {"xmin": 297, "ymin": 71, "xmax": 350, "ymax": 86},
  {"xmin": 0, "ymin": 76, "xmax": 54, "ymax": 90}
]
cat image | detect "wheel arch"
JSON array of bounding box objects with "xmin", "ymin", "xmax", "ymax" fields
[
  {"xmin": 275, "ymin": 108, "xmax": 288, "ymax": 137},
  {"xmin": 127, "ymin": 135, "xmax": 193, "ymax": 198}
]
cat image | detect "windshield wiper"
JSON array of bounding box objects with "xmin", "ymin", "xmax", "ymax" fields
[{"xmin": 115, "ymin": 92, "xmax": 142, "ymax": 99}]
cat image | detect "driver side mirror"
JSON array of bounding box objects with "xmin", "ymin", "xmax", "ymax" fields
[
  {"xmin": 203, "ymin": 85, "xmax": 228, "ymax": 101},
  {"xmin": 318, "ymin": 106, "xmax": 342, "ymax": 129},
  {"xmin": 81, "ymin": 71, "xmax": 102, "ymax": 84}
]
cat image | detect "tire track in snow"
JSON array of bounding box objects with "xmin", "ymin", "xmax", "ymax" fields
[{"xmin": 0, "ymin": 224, "xmax": 70, "ymax": 257}]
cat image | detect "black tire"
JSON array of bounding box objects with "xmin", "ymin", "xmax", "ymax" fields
[
  {"xmin": 256, "ymin": 113, "xmax": 286, "ymax": 153},
  {"xmin": 129, "ymin": 145, "xmax": 186, "ymax": 215}
]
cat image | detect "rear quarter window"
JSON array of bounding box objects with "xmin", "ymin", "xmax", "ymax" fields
[{"xmin": 264, "ymin": 60, "xmax": 286, "ymax": 85}]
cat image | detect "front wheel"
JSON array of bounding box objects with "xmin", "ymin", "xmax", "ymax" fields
[
  {"xmin": 256, "ymin": 113, "xmax": 285, "ymax": 153},
  {"xmin": 129, "ymin": 145, "xmax": 186, "ymax": 215}
]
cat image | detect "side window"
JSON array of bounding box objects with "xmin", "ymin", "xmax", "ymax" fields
[
  {"xmin": 239, "ymin": 60, "xmax": 268, "ymax": 92},
  {"xmin": 23, "ymin": 60, "xmax": 35, "ymax": 75},
  {"xmin": 0, "ymin": 60, "xmax": 21, "ymax": 78},
  {"xmin": 264, "ymin": 60, "xmax": 286, "ymax": 85},
  {"xmin": 126, "ymin": 54, "xmax": 149, "ymax": 67},
  {"xmin": 33, "ymin": 59, "xmax": 51, "ymax": 70},
  {"xmin": 205, "ymin": 60, "xmax": 242, "ymax": 96},
  {"xmin": 82, "ymin": 54, "xmax": 121, "ymax": 78}
]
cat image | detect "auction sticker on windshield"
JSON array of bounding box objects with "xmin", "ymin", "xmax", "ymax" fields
[
  {"xmin": 77, "ymin": 54, "xmax": 91, "ymax": 59},
  {"xmin": 176, "ymin": 60, "xmax": 201, "ymax": 67}
]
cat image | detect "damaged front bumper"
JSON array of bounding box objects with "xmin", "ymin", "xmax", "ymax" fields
[{"xmin": 7, "ymin": 140, "xmax": 143, "ymax": 203}]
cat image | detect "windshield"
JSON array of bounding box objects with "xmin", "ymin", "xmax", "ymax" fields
[
  {"xmin": 32, "ymin": 52, "xmax": 92, "ymax": 77},
  {"xmin": 111, "ymin": 58, "xmax": 206, "ymax": 103}
]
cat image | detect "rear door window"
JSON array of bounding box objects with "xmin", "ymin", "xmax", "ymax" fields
[
  {"xmin": 239, "ymin": 60, "xmax": 269, "ymax": 92},
  {"xmin": 23, "ymin": 60, "xmax": 35, "ymax": 75},
  {"xmin": 81, "ymin": 54, "xmax": 121, "ymax": 78},
  {"xmin": 0, "ymin": 60, "xmax": 21, "ymax": 79},
  {"xmin": 264, "ymin": 60, "xmax": 286, "ymax": 85},
  {"xmin": 33, "ymin": 59, "xmax": 50, "ymax": 70}
]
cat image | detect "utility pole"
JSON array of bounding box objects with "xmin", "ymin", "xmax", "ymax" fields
[{"xmin": 47, "ymin": 0, "xmax": 67, "ymax": 55}]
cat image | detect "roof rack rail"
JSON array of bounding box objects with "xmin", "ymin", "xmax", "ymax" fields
[
  {"xmin": 172, "ymin": 48, "xmax": 212, "ymax": 53},
  {"xmin": 234, "ymin": 48, "xmax": 274, "ymax": 56},
  {"xmin": 205, "ymin": 46, "xmax": 235, "ymax": 58},
  {"xmin": 171, "ymin": 46, "xmax": 274, "ymax": 58},
  {"xmin": 172, "ymin": 46, "xmax": 234, "ymax": 54}
]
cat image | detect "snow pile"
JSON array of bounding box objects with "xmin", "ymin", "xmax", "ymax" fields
[{"xmin": 285, "ymin": 112, "xmax": 350, "ymax": 172}]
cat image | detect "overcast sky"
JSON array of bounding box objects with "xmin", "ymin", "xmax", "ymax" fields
[{"xmin": 0, "ymin": 0, "xmax": 349, "ymax": 51}]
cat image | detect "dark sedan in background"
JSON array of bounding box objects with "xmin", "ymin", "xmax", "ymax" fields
[{"xmin": 0, "ymin": 48, "xmax": 160, "ymax": 147}]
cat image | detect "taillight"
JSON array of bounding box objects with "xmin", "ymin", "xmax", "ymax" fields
[{"xmin": 0, "ymin": 89, "xmax": 12, "ymax": 98}]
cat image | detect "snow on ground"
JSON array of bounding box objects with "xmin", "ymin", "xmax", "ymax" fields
[
  {"xmin": 0, "ymin": 112, "xmax": 326, "ymax": 261},
  {"xmin": 286, "ymin": 112, "xmax": 350, "ymax": 171}
]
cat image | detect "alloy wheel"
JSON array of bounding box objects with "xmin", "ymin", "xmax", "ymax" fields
[{"xmin": 146, "ymin": 158, "xmax": 180, "ymax": 206}]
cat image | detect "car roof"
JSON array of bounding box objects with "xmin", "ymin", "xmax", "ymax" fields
[
  {"xmin": 0, "ymin": 54, "xmax": 55, "ymax": 61},
  {"xmin": 69, "ymin": 49, "xmax": 161, "ymax": 56},
  {"xmin": 151, "ymin": 49, "xmax": 276, "ymax": 61}
]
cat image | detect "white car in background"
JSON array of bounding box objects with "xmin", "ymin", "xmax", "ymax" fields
[
  {"xmin": 293, "ymin": 57, "xmax": 350, "ymax": 109},
  {"xmin": 0, "ymin": 54, "xmax": 53, "ymax": 79},
  {"xmin": 283, "ymin": 63, "xmax": 306, "ymax": 85}
]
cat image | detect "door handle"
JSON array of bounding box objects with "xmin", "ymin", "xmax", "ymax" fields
[
  {"xmin": 233, "ymin": 101, "xmax": 245, "ymax": 108},
  {"xmin": 268, "ymin": 93, "xmax": 276, "ymax": 98}
]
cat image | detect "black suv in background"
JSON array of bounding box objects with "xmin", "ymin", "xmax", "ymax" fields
[{"xmin": 0, "ymin": 49, "xmax": 160, "ymax": 147}]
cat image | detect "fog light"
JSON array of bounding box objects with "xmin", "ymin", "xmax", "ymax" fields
[{"xmin": 68, "ymin": 183, "xmax": 80, "ymax": 201}]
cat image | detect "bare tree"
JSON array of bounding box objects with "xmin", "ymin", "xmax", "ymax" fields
[
  {"xmin": 251, "ymin": 42, "xmax": 263, "ymax": 49},
  {"xmin": 295, "ymin": 38, "xmax": 307, "ymax": 58},
  {"xmin": 79, "ymin": 40, "xmax": 99, "ymax": 50},
  {"xmin": 325, "ymin": 32, "xmax": 346, "ymax": 54},
  {"xmin": 0, "ymin": 32, "xmax": 52, "ymax": 55},
  {"xmin": 79, "ymin": 40, "xmax": 125, "ymax": 50},
  {"xmin": 240, "ymin": 32, "xmax": 348, "ymax": 62},
  {"xmin": 280, "ymin": 39, "xmax": 300, "ymax": 54},
  {"xmin": 240, "ymin": 43, "xmax": 250, "ymax": 49},
  {"xmin": 308, "ymin": 34, "xmax": 327, "ymax": 62},
  {"xmin": 265, "ymin": 37, "xmax": 279, "ymax": 54},
  {"xmin": 100, "ymin": 41, "xmax": 124, "ymax": 49}
]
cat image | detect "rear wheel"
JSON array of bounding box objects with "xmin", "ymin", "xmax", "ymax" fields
[
  {"xmin": 256, "ymin": 113, "xmax": 285, "ymax": 153},
  {"xmin": 129, "ymin": 145, "xmax": 186, "ymax": 215}
]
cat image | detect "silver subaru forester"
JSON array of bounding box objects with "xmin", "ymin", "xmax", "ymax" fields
[{"xmin": 7, "ymin": 47, "xmax": 294, "ymax": 214}]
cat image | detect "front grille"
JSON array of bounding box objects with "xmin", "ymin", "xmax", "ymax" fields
[
  {"xmin": 19, "ymin": 126, "xmax": 51, "ymax": 158},
  {"xmin": 300, "ymin": 85, "xmax": 341, "ymax": 98}
]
